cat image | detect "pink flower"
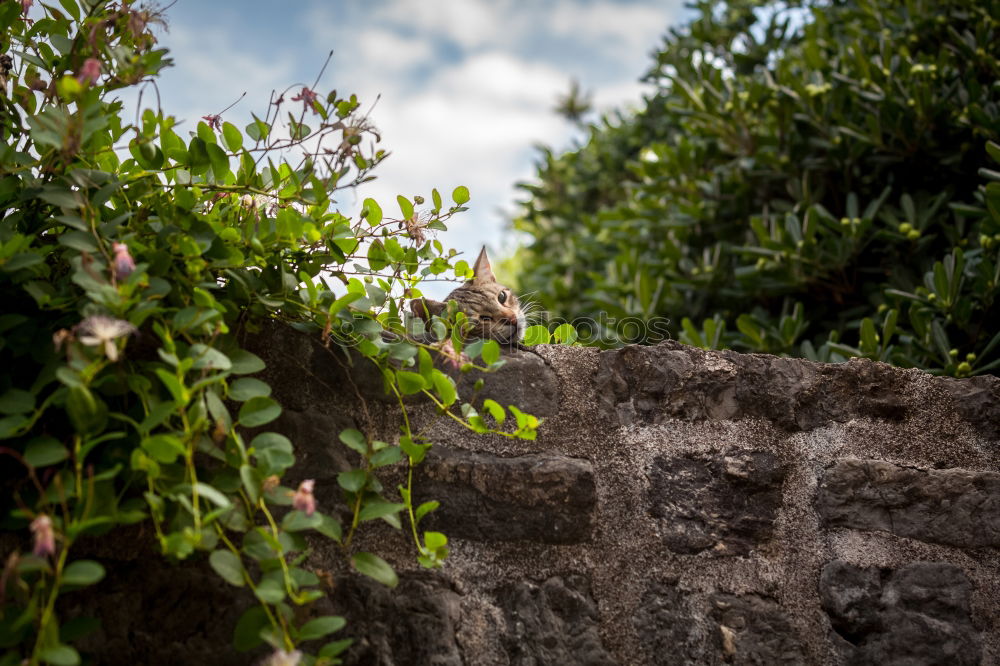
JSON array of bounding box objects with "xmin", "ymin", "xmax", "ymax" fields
[
  {"xmin": 201, "ymin": 114, "xmax": 221, "ymax": 130},
  {"xmin": 76, "ymin": 58, "xmax": 101, "ymax": 86},
  {"xmin": 112, "ymin": 242, "xmax": 135, "ymax": 281},
  {"xmin": 20, "ymin": 0, "xmax": 32, "ymax": 14},
  {"xmin": 439, "ymin": 339, "xmax": 470, "ymax": 370},
  {"xmin": 290, "ymin": 87, "xmax": 319, "ymax": 112},
  {"xmin": 30, "ymin": 515, "xmax": 55, "ymax": 558},
  {"xmin": 292, "ymin": 479, "xmax": 316, "ymax": 516}
]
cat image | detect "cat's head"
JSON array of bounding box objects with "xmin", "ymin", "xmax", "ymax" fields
[{"xmin": 410, "ymin": 247, "xmax": 524, "ymax": 344}]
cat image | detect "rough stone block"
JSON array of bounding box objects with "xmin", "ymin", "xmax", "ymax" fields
[
  {"xmin": 497, "ymin": 575, "xmax": 614, "ymax": 665},
  {"xmin": 820, "ymin": 560, "xmax": 981, "ymax": 665},
  {"xmin": 595, "ymin": 342, "xmax": 911, "ymax": 430},
  {"xmin": 456, "ymin": 349, "xmax": 561, "ymax": 417},
  {"xmin": 647, "ymin": 450, "xmax": 786, "ymax": 555},
  {"xmin": 331, "ymin": 573, "xmax": 463, "ymax": 666},
  {"xmin": 633, "ymin": 580, "xmax": 708, "ymax": 664},
  {"xmin": 710, "ymin": 593, "xmax": 807, "ymax": 664},
  {"xmin": 415, "ymin": 447, "xmax": 596, "ymax": 544},
  {"xmin": 817, "ymin": 459, "xmax": 1000, "ymax": 548}
]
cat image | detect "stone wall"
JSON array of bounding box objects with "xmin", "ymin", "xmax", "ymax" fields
[
  {"xmin": 68, "ymin": 323, "xmax": 1000, "ymax": 664},
  {"xmin": 247, "ymin": 324, "xmax": 1000, "ymax": 666}
]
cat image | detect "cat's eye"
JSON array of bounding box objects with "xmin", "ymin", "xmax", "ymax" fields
[{"xmin": 497, "ymin": 291, "xmax": 507, "ymax": 305}]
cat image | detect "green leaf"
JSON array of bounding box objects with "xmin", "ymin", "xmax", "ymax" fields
[
  {"xmin": 452, "ymin": 185, "xmax": 470, "ymax": 205},
  {"xmin": 299, "ymin": 616, "xmax": 347, "ymax": 641},
  {"xmin": 187, "ymin": 136, "xmax": 210, "ymax": 169},
  {"xmin": 339, "ymin": 428, "xmax": 368, "ymax": 454},
  {"xmin": 141, "ymin": 434, "xmax": 186, "ymax": 464},
  {"xmin": 229, "ymin": 377, "xmax": 271, "ymax": 401},
  {"xmin": 254, "ymin": 577, "xmax": 285, "ymax": 604},
  {"xmin": 315, "ymin": 513, "xmax": 342, "ymax": 542},
  {"xmin": 552, "ymin": 323, "xmax": 578, "ymax": 345},
  {"xmin": 370, "ymin": 446, "xmax": 402, "ymax": 468},
  {"xmin": 228, "ymin": 350, "xmax": 266, "ymax": 374},
  {"xmin": 394, "ymin": 194, "xmax": 413, "ymax": 221},
  {"xmin": 189, "ymin": 344, "xmax": 231, "ymax": 371},
  {"xmin": 62, "ymin": 560, "xmax": 106, "ymax": 587},
  {"xmin": 23, "ymin": 437, "xmax": 68, "ymax": 468},
  {"xmin": 233, "ymin": 606, "xmax": 269, "ymax": 651},
  {"xmin": 415, "ymin": 500, "xmax": 439, "ymax": 522},
  {"xmin": 38, "ymin": 645, "xmax": 80, "ymax": 666},
  {"xmin": 209, "ymin": 550, "xmax": 245, "ymax": 587},
  {"xmin": 859, "ymin": 317, "xmax": 878, "ymax": 353},
  {"xmin": 194, "ymin": 482, "xmax": 232, "ymax": 508},
  {"xmin": 319, "ymin": 639, "xmax": 354, "ymax": 659},
  {"xmin": 431, "ymin": 370, "xmax": 457, "ymax": 406},
  {"xmin": 397, "ymin": 371, "xmax": 427, "ymax": 395},
  {"xmin": 252, "ymin": 432, "xmax": 294, "ymax": 475},
  {"xmin": 358, "ymin": 500, "xmax": 405, "ymax": 523},
  {"xmin": 238, "ymin": 396, "xmax": 282, "ymax": 427},
  {"xmin": 222, "ymin": 122, "xmax": 243, "ymax": 151},
  {"xmin": 155, "ymin": 369, "xmax": 188, "ymax": 405},
  {"xmin": 481, "ymin": 340, "xmax": 501, "ymax": 365},
  {"xmin": 352, "ymin": 552, "xmax": 398, "ymax": 587},
  {"xmin": 521, "ymin": 325, "xmax": 550, "ymax": 346},
  {"xmin": 0, "ymin": 388, "xmax": 34, "ymax": 414},
  {"xmin": 337, "ymin": 469, "xmax": 367, "ymax": 493},
  {"xmin": 482, "ymin": 399, "xmax": 505, "ymax": 424},
  {"xmin": 362, "ymin": 197, "xmax": 382, "ymax": 226},
  {"xmin": 424, "ymin": 530, "xmax": 447, "ymax": 550},
  {"xmin": 282, "ymin": 509, "xmax": 323, "ymax": 532}
]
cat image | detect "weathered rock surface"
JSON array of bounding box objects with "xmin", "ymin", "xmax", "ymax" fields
[
  {"xmin": 647, "ymin": 450, "xmax": 786, "ymax": 555},
  {"xmin": 415, "ymin": 447, "xmax": 596, "ymax": 543},
  {"xmin": 820, "ymin": 561, "xmax": 981, "ymax": 665},
  {"xmin": 817, "ymin": 459, "xmax": 1000, "ymax": 548},
  {"xmin": 497, "ymin": 575, "xmax": 613, "ymax": 666},
  {"xmin": 709, "ymin": 593, "xmax": 807, "ymax": 665},
  {"xmin": 56, "ymin": 334, "xmax": 1000, "ymax": 665}
]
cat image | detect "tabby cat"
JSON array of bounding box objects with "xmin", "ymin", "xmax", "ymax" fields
[{"xmin": 409, "ymin": 247, "xmax": 525, "ymax": 344}]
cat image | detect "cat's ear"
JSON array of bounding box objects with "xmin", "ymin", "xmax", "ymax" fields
[
  {"xmin": 471, "ymin": 246, "xmax": 496, "ymax": 285},
  {"xmin": 409, "ymin": 298, "xmax": 447, "ymax": 320}
]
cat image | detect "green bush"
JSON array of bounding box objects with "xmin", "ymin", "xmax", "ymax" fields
[
  {"xmin": 0, "ymin": 2, "xmax": 537, "ymax": 664},
  {"xmin": 513, "ymin": 0, "xmax": 1000, "ymax": 376}
]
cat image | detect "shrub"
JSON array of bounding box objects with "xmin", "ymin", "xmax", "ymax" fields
[
  {"xmin": 513, "ymin": 0, "xmax": 1000, "ymax": 376},
  {"xmin": 0, "ymin": 2, "xmax": 536, "ymax": 663}
]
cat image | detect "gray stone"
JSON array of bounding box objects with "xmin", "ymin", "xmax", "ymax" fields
[
  {"xmin": 709, "ymin": 593, "xmax": 807, "ymax": 665},
  {"xmin": 942, "ymin": 374, "xmax": 1000, "ymax": 441},
  {"xmin": 331, "ymin": 573, "xmax": 463, "ymax": 666},
  {"xmin": 633, "ymin": 580, "xmax": 709, "ymax": 665},
  {"xmin": 647, "ymin": 450, "xmax": 786, "ymax": 555},
  {"xmin": 66, "ymin": 555, "xmax": 260, "ymax": 666},
  {"xmin": 817, "ymin": 459, "xmax": 1000, "ymax": 548},
  {"xmin": 820, "ymin": 561, "xmax": 981, "ymax": 665},
  {"xmin": 497, "ymin": 575, "xmax": 615, "ymax": 666},
  {"xmin": 595, "ymin": 342, "xmax": 910, "ymax": 430},
  {"xmin": 415, "ymin": 447, "xmax": 596, "ymax": 544},
  {"xmin": 455, "ymin": 349, "xmax": 561, "ymax": 417}
]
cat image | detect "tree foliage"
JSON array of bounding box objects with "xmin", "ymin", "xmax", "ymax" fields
[
  {"xmin": 514, "ymin": 0, "xmax": 1000, "ymax": 376},
  {"xmin": 0, "ymin": 2, "xmax": 538, "ymax": 664}
]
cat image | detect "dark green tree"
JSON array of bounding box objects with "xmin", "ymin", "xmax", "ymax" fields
[{"xmin": 514, "ymin": 0, "xmax": 1000, "ymax": 376}]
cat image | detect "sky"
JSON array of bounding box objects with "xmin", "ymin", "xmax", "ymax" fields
[{"xmin": 133, "ymin": 0, "xmax": 687, "ymax": 295}]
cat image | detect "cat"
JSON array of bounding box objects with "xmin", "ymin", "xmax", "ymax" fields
[{"xmin": 409, "ymin": 247, "xmax": 525, "ymax": 345}]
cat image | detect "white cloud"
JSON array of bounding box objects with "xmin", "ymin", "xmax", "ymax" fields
[
  {"xmin": 351, "ymin": 27, "xmax": 436, "ymax": 77},
  {"xmin": 371, "ymin": 0, "xmax": 521, "ymax": 52},
  {"xmin": 550, "ymin": 1, "xmax": 674, "ymax": 57},
  {"xmin": 138, "ymin": 0, "xmax": 686, "ymax": 298},
  {"xmin": 131, "ymin": 22, "xmax": 298, "ymax": 130}
]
